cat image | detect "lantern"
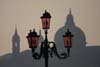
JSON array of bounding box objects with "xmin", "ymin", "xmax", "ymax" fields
[
  {"xmin": 40, "ymin": 10, "xmax": 51, "ymax": 29},
  {"xmin": 26, "ymin": 29, "xmax": 40, "ymax": 48},
  {"xmin": 63, "ymin": 29, "xmax": 74, "ymax": 48}
]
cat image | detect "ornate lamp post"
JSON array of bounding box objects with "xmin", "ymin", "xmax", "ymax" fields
[
  {"xmin": 63, "ymin": 29, "xmax": 74, "ymax": 56},
  {"xmin": 26, "ymin": 10, "xmax": 74, "ymax": 67}
]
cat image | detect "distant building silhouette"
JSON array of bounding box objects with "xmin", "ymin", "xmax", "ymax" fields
[
  {"xmin": 12, "ymin": 27, "xmax": 20, "ymax": 55},
  {"xmin": 54, "ymin": 9, "xmax": 86, "ymax": 51},
  {"xmin": 38, "ymin": 29, "xmax": 44, "ymax": 44}
]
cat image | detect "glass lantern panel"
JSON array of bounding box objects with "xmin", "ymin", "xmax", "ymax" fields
[
  {"xmin": 41, "ymin": 18, "xmax": 47, "ymax": 29},
  {"xmin": 64, "ymin": 37, "xmax": 71, "ymax": 47},
  {"xmin": 46, "ymin": 18, "xmax": 50, "ymax": 28},
  {"xmin": 41, "ymin": 18, "xmax": 46, "ymax": 23},
  {"xmin": 32, "ymin": 37, "xmax": 38, "ymax": 47},
  {"xmin": 27, "ymin": 37, "xmax": 32, "ymax": 48}
]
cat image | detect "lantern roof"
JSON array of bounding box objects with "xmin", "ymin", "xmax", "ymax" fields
[
  {"xmin": 63, "ymin": 29, "xmax": 74, "ymax": 37},
  {"xmin": 28, "ymin": 29, "xmax": 40, "ymax": 37},
  {"xmin": 40, "ymin": 10, "xmax": 51, "ymax": 18}
]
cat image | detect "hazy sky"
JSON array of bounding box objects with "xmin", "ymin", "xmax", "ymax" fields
[{"xmin": 0, "ymin": 0, "xmax": 100, "ymax": 56}]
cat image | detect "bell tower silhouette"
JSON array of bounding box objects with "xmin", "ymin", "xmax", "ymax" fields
[{"xmin": 12, "ymin": 27, "xmax": 20, "ymax": 55}]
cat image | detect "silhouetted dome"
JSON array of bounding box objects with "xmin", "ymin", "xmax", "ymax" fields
[{"xmin": 54, "ymin": 9, "xmax": 86, "ymax": 50}]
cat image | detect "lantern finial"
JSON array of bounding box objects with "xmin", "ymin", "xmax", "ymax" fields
[
  {"xmin": 30, "ymin": 29, "xmax": 32, "ymax": 33},
  {"xmin": 33, "ymin": 29, "xmax": 35, "ymax": 32},
  {"xmin": 45, "ymin": 10, "xmax": 47, "ymax": 13}
]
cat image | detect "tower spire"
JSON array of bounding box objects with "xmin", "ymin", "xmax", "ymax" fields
[
  {"xmin": 69, "ymin": 8, "xmax": 71, "ymax": 15},
  {"xmin": 15, "ymin": 26, "xmax": 17, "ymax": 34},
  {"xmin": 12, "ymin": 26, "xmax": 20, "ymax": 56}
]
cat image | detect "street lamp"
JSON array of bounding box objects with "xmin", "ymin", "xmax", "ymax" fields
[
  {"xmin": 40, "ymin": 10, "xmax": 51, "ymax": 29},
  {"xmin": 26, "ymin": 10, "xmax": 74, "ymax": 67},
  {"xmin": 26, "ymin": 29, "xmax": 40, "ymax": 48},
  {"xmin": 63, "ymin": 29, "xmax": 74, "ymax": 56}
]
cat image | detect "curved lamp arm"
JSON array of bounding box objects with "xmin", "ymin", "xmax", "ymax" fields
[
  {"xmin": 31, "ymin": 42, "xmax": 44, "ymax": 60},
  {"xmin": 49, "ymin": 42, "xmax": 68, "ymax": 59}
]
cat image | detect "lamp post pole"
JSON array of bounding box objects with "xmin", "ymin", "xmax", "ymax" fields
[{"xmin": 44, "ymin": 29, "xmax": 49, "ymax": 67}]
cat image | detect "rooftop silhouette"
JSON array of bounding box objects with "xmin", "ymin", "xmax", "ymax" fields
[{"xmin": 0, "ymin": 46, "xmax": 100, "ymax": 67}]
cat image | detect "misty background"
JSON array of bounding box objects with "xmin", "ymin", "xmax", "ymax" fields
[{"xmin": 0, "ymin": 0, "xmax": 100, "ymax": 56}]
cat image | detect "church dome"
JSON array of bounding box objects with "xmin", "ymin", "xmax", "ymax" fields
[{"xmin": 54, "ymin": 9, "xmax": 86, "ymax": 50}]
